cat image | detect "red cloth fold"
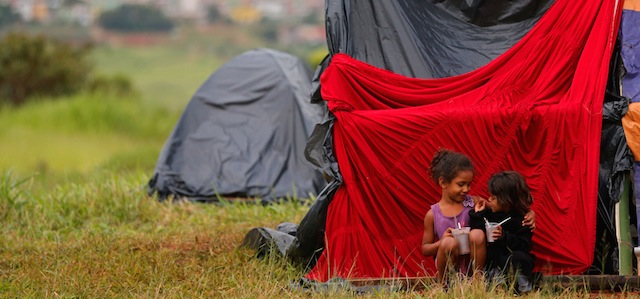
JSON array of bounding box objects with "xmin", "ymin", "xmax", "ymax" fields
[{"xmin": 307, "ymin": 0, "xmax": 623, "ymax": 281}]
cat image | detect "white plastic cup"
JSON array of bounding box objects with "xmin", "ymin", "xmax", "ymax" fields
[
  {"xmin": 485, "ymin": 222, "xmax": 499, "ymax": 243},
  {"xmin": 452, "ymin": 227, "xmax": 471, "ymax": 254}
]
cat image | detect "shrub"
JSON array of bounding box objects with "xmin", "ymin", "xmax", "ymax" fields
[
  {"xmin": 207, "ymin": 5, "xmax": 230, "ymax": 24},
  {"xmin": 98, "ymin": 4, "xmax": 175, "ymax": 33},
  {"xmin": 86, "ymin": 74, "xmax": 136, "ymax": 97},
  {"xmin": 0, "ymin": 32, "xmax": 93, "ymax": 106}
]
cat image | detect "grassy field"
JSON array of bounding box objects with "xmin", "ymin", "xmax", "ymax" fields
[
  {"xmin": 0, "ymin": 27, "xmax": 633, "ymax": 298},
  {"xmin": 91, "ymin": 44, "xmax": 221, "ymax": 111},
  {"xmin": 0, "ymin": 171, "xmax": 312, "ymax": 297},
  {"xmin": 0, "ymin": 28, "xmax": 233, "ymax": 177},
  {"xmin": 2, "ymin": 171, "xmax": 628, "ymax": 298}
]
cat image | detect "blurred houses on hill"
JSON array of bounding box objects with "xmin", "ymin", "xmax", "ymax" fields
[
  {"xmin": 1, "ymin": 0, "xmax": 324, "ymax": 44},
  {"xmin": 1, "ymin": 0, "xmax": 323, "ymax": 24}
]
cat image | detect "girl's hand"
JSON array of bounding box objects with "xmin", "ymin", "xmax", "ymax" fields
[
  {"xmin": 493, "ymin": 225, "xmax": 503, "ymax": 239},
  {"xmin": 443, "ymin": 228, "xmax": 454, "ymax": 239},
  {"xmin": 523, "ymin": 210, "xmax": 536, "ymax": 231},
  {"xmin": 474, "ymin": 196, "xmax": 486, "ymax": 212}
]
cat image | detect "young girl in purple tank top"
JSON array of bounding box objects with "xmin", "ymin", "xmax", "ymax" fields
[
  {"xmin": 421, "ymin": 149, "xmax": 537, "ymax": 285},
  {"xmin": 421, "ymin": 149, "xmax": 487, "ymax": 284}
]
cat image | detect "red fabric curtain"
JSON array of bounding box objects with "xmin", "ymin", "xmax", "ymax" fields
[{"xmin": 306, "ymin": 0, "xmax": 624, "ymax": 281}]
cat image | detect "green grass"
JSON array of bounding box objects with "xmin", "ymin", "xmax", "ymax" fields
[
  {"xmin": 0, "ymin": 171, "xmax": 315, "ymax": 298},
  {"xmin": 90, "ymin": 24, "xmax": 274, "ymax": 111},
  {"xmin": 0, "ymin": 35, "xmax": 218, "ymax": 176},
  {"xmin": 0, "ymin": 24, "xmax": 324, "ymax": 177},
  {"xmin": 2, "ymin": 171, "xmax": 626, "ymax": 298},
  {"xmin": 0, "ymin": 93, "xmax": 171, "ymax": 176},
  {"xmin": 91, "ymin": 45, "xmax": 220, "ymax": 111},
  {"xmin": 0, "ymin": 93, "xmax": 172, "ymax": 137}
]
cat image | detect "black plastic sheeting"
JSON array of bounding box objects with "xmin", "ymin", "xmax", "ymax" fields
[
  {"xmin": 242, "ymin": 0, "xmax": 634, "ymax": 275},
  {"xmin": 311, "ymin": 0, "xmax": 554, "ymax": 103},
  {"xmin": 147, "ymin": 48, "xmax": 326, "ymax": 203},
  {"xmin": 590, "ymin": 41, "xmax": 634, "ymax": 274},
  {"xmin": 240, "ymin": 112, "xmax": 343, "ymax": 268},
  {"xmin": 241, "ymin": 222, "xmax": 298, "ymax": 258}
]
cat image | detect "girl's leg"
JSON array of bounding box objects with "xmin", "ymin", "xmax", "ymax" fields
[
  {"xmin": 501, "ymin": 251, "xmax": 534, "ymax": 293},
  {"xmin": 436, "ymin": 236, "xmax": 459, "ymax": 283},
  {"xmin": 510, "ymin": 251, "xmax": 535, "ymax": 293},
  {"xmin": 469, "ymin": 228, "xmax": 486, "ymax": 274},
  {"xmin": 509, "ymin": 251, "xmax": 534, "ymax": 277}
]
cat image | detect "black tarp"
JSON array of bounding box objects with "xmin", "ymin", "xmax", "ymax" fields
[
  {"xmin": 147, "ymin": 48, "xmax": 326, "ymax": 202},
  {"xmin": 243, "ymin": 0, "xmax": 633, "ymax": 275},
  {"xmin": 591, "ymin": 42, "xmax": 634, "ymax": 274},
  {"xmin": 311, "ymin": 0, "xmax": 554, "ymax": 103}
]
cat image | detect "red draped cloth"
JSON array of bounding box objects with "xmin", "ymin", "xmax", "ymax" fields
[{"xmin": 306, "ymin": 0, "xmax": 624, "ymax": 281}]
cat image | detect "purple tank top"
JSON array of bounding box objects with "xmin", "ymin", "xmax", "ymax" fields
[{"xmin": 431, "ymin": 196, "xmax": 474, "ymax": 240}]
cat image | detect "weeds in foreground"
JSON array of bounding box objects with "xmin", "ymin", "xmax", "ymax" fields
[{"xmin": 0, "ymin": 171, "xmax": 637, "ymax": 297}]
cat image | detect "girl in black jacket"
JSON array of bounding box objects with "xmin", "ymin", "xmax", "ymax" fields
[{"xmin": 469, "ymin": 171, "xmax": 535, "ymax": 294}]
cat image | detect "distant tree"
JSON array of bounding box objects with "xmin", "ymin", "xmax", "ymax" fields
[
  {"xmin": 63, "ymin": 0, "xmax": 85, "ymax": 5},
  {"xmin": 86, "ymin": 74, "xmax": 135, "ymax": 97},
  {"xmin": 0, "ymin": 33, "xmax": 92, "ymax": 106},
  {"xmin": 257, "ymin": 18, "xmax": 279, "ymax": 43},
  {"xmin": 98, "ymin": 4, "xmax": 174, "ymax": 33},
  {"xmin": 0, "ymin": 4, "xmax": 20, "ymax": 28},
  {"xmin": 206, "ymin": 5, "xmax": 228, "ymax": 24},
  {"xmin": 301, "ymin": 11, "xmax": 322, "ymax": 25}
]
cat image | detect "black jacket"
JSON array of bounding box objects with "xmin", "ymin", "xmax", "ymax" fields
[{"xmin": 469, "ymin": 209, "xmax": 534, "ymax": 264}]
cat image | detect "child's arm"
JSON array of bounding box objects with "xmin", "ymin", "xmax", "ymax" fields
[
  {"xmin": 468, "ymin": 210, "xmax": 486, "ymax": 230},
  {"xmin": 471, "ymin": 195, "xmax": 486, "ymax": 208},
  {"xmin": 422, "ymin": 210, "xmax": 441, "ymax": 256},
  {"xmin": 498, "ymin": 220, "xmax": 533, "ymax": 252},
  {"xmin": 523, "ymin": 210, "xmax": 536, "ymax": 231},
  {"xmin": 468, "ymin": 198, "xmax": 487, "ymax": 230}
]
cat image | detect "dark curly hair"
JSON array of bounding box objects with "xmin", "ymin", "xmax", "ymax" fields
[
  {"xmin": 429, "ymin": 148, "xmax": 474, "ymax": 185},
  {"xmin": 487, "ymin": 171, "xmax": 533, "ymax": 215}
]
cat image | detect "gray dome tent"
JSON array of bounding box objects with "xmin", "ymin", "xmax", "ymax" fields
[{"xmin": 148, "ymin": 48, "xmax": 325, "ymax": 202}]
